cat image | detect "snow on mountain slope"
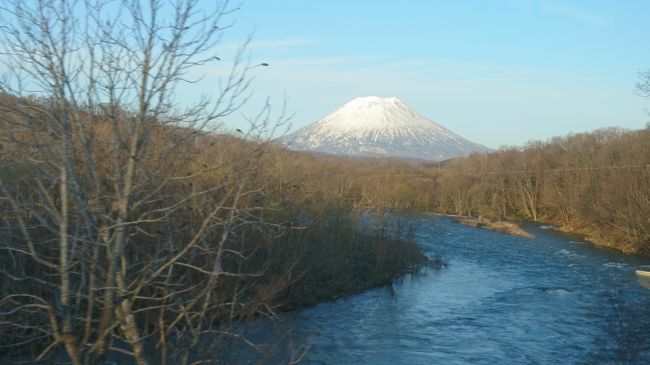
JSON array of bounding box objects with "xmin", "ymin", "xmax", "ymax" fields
[{"xmin": 283, "ymin": 96, "xmax": 491, "ymax": 161}]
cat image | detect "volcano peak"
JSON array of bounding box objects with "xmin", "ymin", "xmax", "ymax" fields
[{"xmin": 284, "ymin": 97, "xmax": 491, "ymax": 161}]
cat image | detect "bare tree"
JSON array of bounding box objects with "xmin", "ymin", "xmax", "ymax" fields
[{"xmin": 0, "ymin": 1, "xmax": 293, "ymax": 364}]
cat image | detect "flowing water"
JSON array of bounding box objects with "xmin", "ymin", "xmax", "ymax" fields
[{"xmin": 281, "ymin": 216, "xmax": 650, "ymax": 365}]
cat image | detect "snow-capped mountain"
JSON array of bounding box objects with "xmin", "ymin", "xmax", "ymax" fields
[{"xmin": 284, "ymin": 96, "xmax": 491, "ymax": 161}]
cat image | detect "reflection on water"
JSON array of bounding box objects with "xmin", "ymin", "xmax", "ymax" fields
[{"xmin": 281, "ymin": 217, "xmax": 650, "ymax": 365}]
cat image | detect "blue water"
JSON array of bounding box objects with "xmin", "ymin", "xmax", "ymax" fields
[{"xmin": 286, "ymin": 216, "xmax": 650, "ymax": 365}]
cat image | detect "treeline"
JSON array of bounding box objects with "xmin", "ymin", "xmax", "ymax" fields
[{"xmin": 433, "ymin": 127, "xmax": 650, "ymax": 254}]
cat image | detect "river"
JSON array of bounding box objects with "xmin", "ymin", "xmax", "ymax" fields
[{"xmin": 272, "ymin": 216, "xmax": 650, "ymax": 365}]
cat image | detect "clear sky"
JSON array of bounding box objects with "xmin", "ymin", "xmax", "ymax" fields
[{"xmin": 183, "ymin": 0, "xmax": 650, "ymax": 148}]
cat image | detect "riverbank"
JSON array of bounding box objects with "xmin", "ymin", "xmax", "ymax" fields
[
  {"xmin": 451, "ymin": 214, "xmax": 645, "ymax": 256},
  {"xmin": 549, "ymin": 221, "xmax": 643, "ymax": 255},
  {"xmin": 281, "ymin": 226, "xmax": 429, "ymax": 309},
  {"xmin": 428, "ymin": 211, "xmax": 650, "ymax": 256}
]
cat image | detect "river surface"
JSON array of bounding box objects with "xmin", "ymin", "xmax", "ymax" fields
[{"xmin": 280, "ymin": 216, "xmax": 650, "ymax": 365}]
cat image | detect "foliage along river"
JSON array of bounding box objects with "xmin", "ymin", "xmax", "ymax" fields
[{"xmin": 236, "ymin": 216, "xmax": 650, "ymax": 364}]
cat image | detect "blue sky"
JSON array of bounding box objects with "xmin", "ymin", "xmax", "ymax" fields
[{"xmin": 183, "ymin": 0, "xmax": 650, "ymax": 148}]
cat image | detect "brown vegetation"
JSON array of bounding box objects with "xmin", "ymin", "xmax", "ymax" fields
[
  {"xmin": 0, "ymin": 94, "xmax": 426, "ymax": 363},
  {"xmin": 434, "ymin": 127, "xmax": 650, "ymax": 253},
  {"xmin": 0, "ymin": 2, "xmax": 425, "ymax": 364}
]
